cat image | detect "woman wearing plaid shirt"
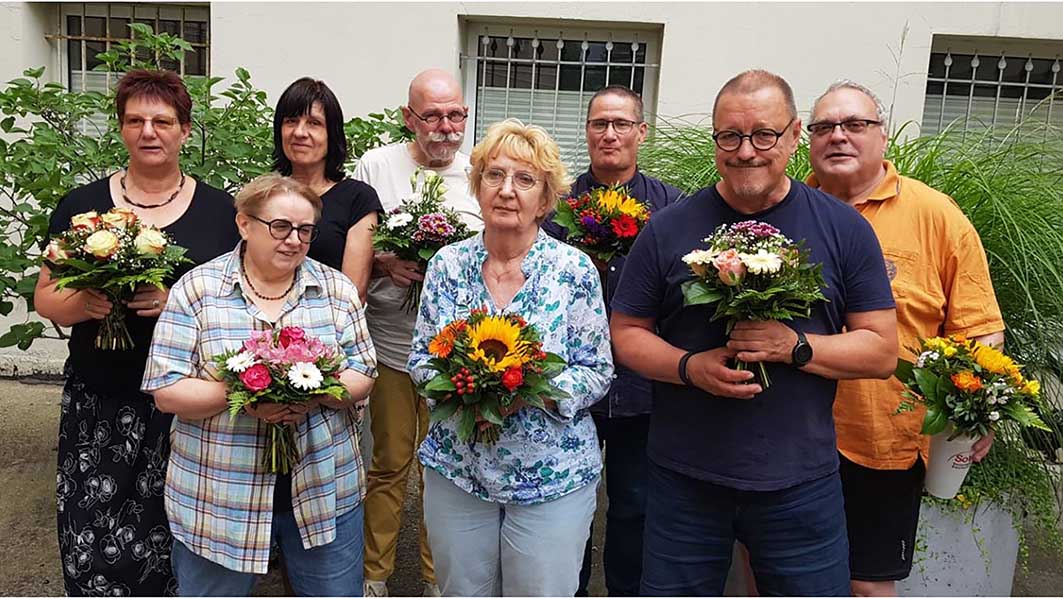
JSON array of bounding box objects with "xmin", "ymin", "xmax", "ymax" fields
[{"xmin": 142, "ymin": 174, "xmax": 377, "ymax": 596}]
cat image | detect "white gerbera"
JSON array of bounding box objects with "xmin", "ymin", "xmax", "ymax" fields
[
  {"xmin": 288, "ymin": 362, "xmax": 324, "ymax": 391},
  {"xmin": 225, "ymin": 351, "xmax": 256, "ymax": 373},
  {"xmin": 386, "ymin": 212, "xmax": 414, "ymax": 230},
  {"xmin": 739, "ymin": 250, "xmax": 783, "ymax": 275},
  {"xmin": 681, "ymin": 249, "xmax": 716, "ymax": 266}
]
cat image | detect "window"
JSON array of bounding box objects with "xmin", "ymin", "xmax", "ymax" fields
[
  {"xmin": 922, "ymin": 35, "xmax": 1063, "ymax": 138},
  {"xmin": 60, "ymin": 3, "xmax": 210, "ymax": 94},
  {"xmin": 462, "ymin": 22, "xmax": 661, "ymax": 172}
]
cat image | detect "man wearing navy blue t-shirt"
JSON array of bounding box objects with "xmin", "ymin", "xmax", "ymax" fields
[
  {"xmin": 543, "ymin": 85, "xmax": 683, "ymax": 597},
  {"xmin": 610, "ymin": 70, "xmax": 898, "ymax": 596}
]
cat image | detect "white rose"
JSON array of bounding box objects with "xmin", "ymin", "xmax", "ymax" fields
[
  {"xmin": 84, "ymin": 230, "xmax": 121, "ymax": 259},
  {"xmin": 133, "ymin": 229, "xmax": 167, "ymax": 255}
]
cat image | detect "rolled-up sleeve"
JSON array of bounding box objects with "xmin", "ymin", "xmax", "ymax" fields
[
  {"xmin": 338, "ymin": 284, "xmax": 378, "ymax": 379},
  {"xmin": 551, "ymin": 254, "xmax": 614, "ymax": 419},
  {"xmin": 142, "ymin": 275, "xmax": 201, "ymax": 393}
]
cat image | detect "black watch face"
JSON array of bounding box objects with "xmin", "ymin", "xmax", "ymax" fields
[{"xmin": 794, "ymin": 343, "xmax": 813, "ymax": 365}]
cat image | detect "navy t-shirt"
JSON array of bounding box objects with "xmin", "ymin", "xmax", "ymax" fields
[
  {"xmin": 542, "ymin": 168, "xmax": 684, "ymax": 417},
  {"xmin": 611, "ymin": 179, "xmax": 895, "ymax": 490}
]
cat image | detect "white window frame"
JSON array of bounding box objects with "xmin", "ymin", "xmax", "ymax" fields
[{"xmin": 460, "ymin": 19, "xmax": 662, "ymax": 172}]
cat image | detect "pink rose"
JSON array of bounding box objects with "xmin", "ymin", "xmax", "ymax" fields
[
  {"xmin": 239, "ymin": 363, "xmax": 272, "ymax": 392},
  {"xmin": 713, "ymin": 249, "xmax": 747, "ymax": 286},
  {"xmin": 44, "ymin": 240, "xmax": 70, "ymax": 263},
  {"xmin": 278, "ymin": 326, "xmax": 306, "ymax": 349}
]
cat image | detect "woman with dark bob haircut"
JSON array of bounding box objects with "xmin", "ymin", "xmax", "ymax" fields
[
  {"xmin": 34, "ymin": 69, "xmax": 240, "ymax": 596},
  {"xmin": 273, "ymin": 77, "xmax": 382, "ymax": 299}
]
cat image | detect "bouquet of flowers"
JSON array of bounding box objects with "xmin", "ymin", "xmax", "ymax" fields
[
  {"xmin": 373, "ymin": 168, "xmax": 473, "ymax": 311},
  {"xmin": 417, "ymin": 308, "xmax": 569, "ymax": 444},
  {"xmin": 895, "ymin": 336, "xmax": 1049, "ymax": 498},
  {"xmin": 212, "ymin": 326, "xmax": 351, "ymax": 474},
  {"xmin": 551, "ymin": 184, "xmax": 651, "ymax": 262},
  {"xmin": 42, "ymin": 207, "xmax": 190, "ymax": 351},
  {"xmin": 896, "ymin": 336, "xmax": 1048, "ymax": 438},
  {"xmin": 680, "ymin": 220, "xmax": 827, "ymax": 387}
]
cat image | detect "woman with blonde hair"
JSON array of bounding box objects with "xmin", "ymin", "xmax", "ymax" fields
[{"xmin": 408, "ymin": 119, "xmax": 613, "ymax": 596}]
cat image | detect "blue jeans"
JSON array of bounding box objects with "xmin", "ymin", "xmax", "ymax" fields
[
  {"xmin": 577, "ymin": 414, "xmax": 649, "ymax": 596},
  {"xmin": 172, "ymin": 503, "xmax": 364, "ymax": 596},
  {"xmin": 641, "ymin": 461, "xmax": 850, "ymax": 596}
]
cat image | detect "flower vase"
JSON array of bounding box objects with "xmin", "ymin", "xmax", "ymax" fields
[{"xmin": 925, "ymin": 427, "xmax": 978, "ymax": 499}]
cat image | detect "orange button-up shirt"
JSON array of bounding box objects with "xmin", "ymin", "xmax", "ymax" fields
[{"xmin": 808, "ymin": 161, "xmax": 1004, "ymax": 470}]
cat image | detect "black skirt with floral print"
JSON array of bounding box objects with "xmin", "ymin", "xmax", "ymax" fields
[{"xmin": 56, "ymin": 364, "xmax": 177, "ymax": 596}]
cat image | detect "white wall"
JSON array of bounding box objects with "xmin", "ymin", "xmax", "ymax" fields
[
  {"xmin": 0, "ymin": 2, "xmax": 56, "ymax": 86},
  {"xmin": 211, "ymin": 2, "xmax": 1063, "ymax": 133}
]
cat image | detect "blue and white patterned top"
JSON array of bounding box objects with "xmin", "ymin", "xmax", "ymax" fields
[{"xmin": 408, "ymin": 229, "xmax": 614, "ymax": 505}]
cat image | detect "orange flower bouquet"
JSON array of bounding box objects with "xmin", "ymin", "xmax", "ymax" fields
[
  {"xmin": 42, "ymin": 208, "xmax": 190, "ymax": 350},
  {"xmin": 417, "ymin": 308, "xmax": 568, "ymax": 444}
]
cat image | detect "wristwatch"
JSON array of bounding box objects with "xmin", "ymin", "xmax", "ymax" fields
[{"xmin": 791, "ymin": 330, "xmax": 813, "ymax": 367}]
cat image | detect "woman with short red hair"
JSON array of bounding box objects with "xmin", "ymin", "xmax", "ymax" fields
[{"xmin": 35, "ymin": 69, "xmax": 239, "ymax": 596}]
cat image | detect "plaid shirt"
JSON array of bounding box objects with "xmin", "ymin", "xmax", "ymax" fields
[{"xmin": 142, "ymin": 244, "xmax": 377, "ymax": 574}]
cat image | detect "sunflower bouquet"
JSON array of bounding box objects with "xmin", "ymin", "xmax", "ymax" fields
[
  {"xmin": 373, "ymin": 168, "xmax": 473, "ymax": 311},
  {"xmin": 418, "ymin": 308, "xmax": 569, "ymax": 444},
  {"xmin": 680, "ymin": 220, "xmax": 827, "ymax": 387},
  {"xmin": 551, "ymin": 184, "xmax": 651, "ymax": 262},
  {"xmin": 211, "ymin": 326, "xmax": 351, "ymax": 474},
  {"xmin": 896, "ymin": 336, "xmax": 1048, "ymax": 438},
  {"xmin": 43, "ymin": 207, "xmax": 190, "ymax": 350}
]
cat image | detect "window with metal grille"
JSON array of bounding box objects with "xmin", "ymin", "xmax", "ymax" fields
[
  {"xmin": 462, "ymin": 23, "xmax": 660, "ymax": 172},
  {"xmin": 921, "ymin": 35, "xmax": 1062, "ymax": 138},
  {"xmin": 58, "ymin": 3, "xmax": 210, "ymax": 95}
]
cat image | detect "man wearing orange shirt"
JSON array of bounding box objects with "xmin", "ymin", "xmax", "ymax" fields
[{"xmin": 806, "ymin": 81, "xmax": 1004, "ymax": 597}]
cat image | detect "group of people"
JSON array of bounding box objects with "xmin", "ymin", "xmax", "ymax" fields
[{"xmin": 39, "ymin": 64, "xmax": 1004, "ymax": 598}]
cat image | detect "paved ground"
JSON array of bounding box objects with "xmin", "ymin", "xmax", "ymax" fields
[{"xmin": 1, "ymin": 377, "xmax": 1059, "ymax": 596}]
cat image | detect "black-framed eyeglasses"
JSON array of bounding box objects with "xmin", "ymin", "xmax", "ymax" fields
[
  {"xmin": 481, "ymin": 168, "xmax": 541, "ymax": 191},
  {"xmin": 712, "ymin": 118, "xmax": 796, "ymax": 152},
  {"xmin": 807, "ymin": 118, "xmax": 882, "ymax": 137},
  {"xmin": 407, "ymin": 107, "xmax": 468, "ymax": 125},
  {"xmin": 586, "ymin": 118, "xmax": 642, "ymax": 134},
  {"xmin": 250, "ymin": 215, "xmax": 319, "ymax": 243}
]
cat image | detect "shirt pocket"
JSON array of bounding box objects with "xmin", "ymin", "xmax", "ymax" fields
[{"xmin": 881, "ymin": 248, "xmax": 919, "ymax": 299}]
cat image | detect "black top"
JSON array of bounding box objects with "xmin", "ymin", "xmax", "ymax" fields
[
  {"xmin": 542, "ymin": 168, "xmax": 684, "ymax": 418},
  {"xmin": 612, "ymin": 180, "xmax": 895, "ymax": 491},
  {"xmin": 47, "ymin": 176, "xmax": 241, "ymax": 393},
  {"xmin": 307, "ymin": 178, "xmax": 383, "ymax": 272}
]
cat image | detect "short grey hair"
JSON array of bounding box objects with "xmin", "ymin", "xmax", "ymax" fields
[{"xmin": 811, "ymin": 80, "xmax": 888, "ymax": 125}]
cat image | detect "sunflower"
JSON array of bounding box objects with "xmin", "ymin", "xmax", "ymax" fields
[
  {"xmin": 972, "ymin": 343, "xmax": 1017, "ymax": 376},
  {"xmin": 595, "ymin": 188, "xmax": 649, "ymax": 220},
  {"xmin": 466, "ymin": 315, "xmax": 530, "ymax": 372}
]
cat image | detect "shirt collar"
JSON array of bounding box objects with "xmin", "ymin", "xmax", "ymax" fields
[
  {"xmin": 584, "ymin": 167, "xmax": 641, "ymax": 190},
  {"xmin": 805, "ymin": 160, "xmax": 901, "ymax": 203}
]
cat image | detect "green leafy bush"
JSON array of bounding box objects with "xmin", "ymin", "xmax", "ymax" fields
[{"xmin": 0, "ymin": 25, "xmax": 411, "ymax": 348}]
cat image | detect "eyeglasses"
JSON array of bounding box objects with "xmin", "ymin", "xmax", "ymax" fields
[
  {"xmin": 586, "ymin": 118, "xmax": 642, "ymax": 134},
  {"xmin": 250, "ymin": 215, "xmax": 319, "ymax": 243},
  {"xmin": 807, "ymin": 119, "xmax": 882, "ymax": 137},
  {"xmin": 407, "ymin": 107, "xmax": 468, "ymax": 125},
  {"xmin": 481, "ymin": 168, "xmax": 541, "ymax": 191},
  {"xmin": 712, "ymin": 118, "xmax": 796, "ymax": 152},
  {"xmin": 122, "ymin": 116, "xmax": 178, "ymax": 131}
]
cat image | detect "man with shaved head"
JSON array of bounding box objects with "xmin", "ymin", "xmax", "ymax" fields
[
  {"xmin": 353, "ymin": 68, "xmax": 481, "ymax": 597},
  {"xmin": 610, "ymin": 70, "xmax": 898, "ymax": 595}
]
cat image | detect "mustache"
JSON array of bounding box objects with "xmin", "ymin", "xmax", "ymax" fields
[
  {"xmin": 428, "ymin": 131, "xmax": 464, "ymax": 143},
  {"xmin": 724, "ymin": 159, "xmax": 769, "ymax": 168}
]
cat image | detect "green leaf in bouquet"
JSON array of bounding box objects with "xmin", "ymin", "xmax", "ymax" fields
[
  {"xmin": 552, "ymin": 205, "xmax": 579, "ymax": 236},
  {"xmin": 893, "ymin": 358, "xmax": 915, "ymax": 384},
  {"xmin": 523, "ymin": 394, "xmax": 546, "ymax": 410},
  {"xmin": 912, "ymin": 367, "xmax": 942, "ymax": 402},
  {"xmin": 1003, "ymin": 401, "xmax": 1052, "ymax": 431},
  {"xmin": 922, "ymin": 404, "xmax": 949, "ymax": 435},
  {"xmin": 480, "ymin": 399, "xmax": 504, "ymax": 425},
  {"xmin": 424, "ymin": 374, "xmax": 457, "ymax": 393},
  {"xmin": 681, "ymin": 280, "xmax": 724, "ymax": 306},
  {"xmin": 458, "ymin": 405, "xmax": 476, "ymax": 441},
  {"xmin": 227, "ymin": 390, "xmax": 253, "ymax": 417},
  {"xmin": 313, "ymin": 384, "xmax": 350, "ymax": 401},
  {"xmin": 418, "ymin": 247, "xmax": 435, "ymax": 261},
  {"xmin": 430, "ymin": 397, "xmax": 460, "ymax": 423},
  {"xmin": 539, "ymin": 353, "xmax": 567, "ymax": 376}
]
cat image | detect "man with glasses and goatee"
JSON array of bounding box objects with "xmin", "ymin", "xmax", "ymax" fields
[
  {"xmin": 806, "ymin": 80, "xmax": 1002, "ymax": 597},
  {"xmin": 353, "ymin": 68, "xmax": 482, "ymax": 598},
  {"xmin": 544, "ymin": 84, "xmax": 683, "ymax": 597},
  {"xmin": 610, "ymin": 70, "xmax": 899, "ymax": 596}
]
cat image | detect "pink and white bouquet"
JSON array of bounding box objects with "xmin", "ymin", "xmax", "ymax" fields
[
  {"xmin": 372, "ymin": 168, "xmax": 473, "ymax": 311},
  {"xmin": 212, "ymin": 326, "xmax": 350, "ymax": 474},
  {"xmin": 42, "ymin": 207, "xmax": 190, "ymax": 350},
  {"xmin": 681, "ymin": 220, "xmax": 827, "ymax": 387}
]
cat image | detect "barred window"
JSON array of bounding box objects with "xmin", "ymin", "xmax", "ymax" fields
[
  {"xmin": 462, "ymin": 22, "xmax": 661, "ymax": 172},
  {"xmin": 922, "ymin": 35, "xmax": 1063, "ymax": 137}
]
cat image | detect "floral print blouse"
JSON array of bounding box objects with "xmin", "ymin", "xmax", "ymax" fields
[{"xmin": 409, "ymin": 230, "xmax": 614, "ymax": 505}]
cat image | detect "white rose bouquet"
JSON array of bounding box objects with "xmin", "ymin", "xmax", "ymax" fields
[
  {"xmin": 43, "ymin": 207, "xmax": 191, "ymax": 350},
  {"xmin": 372, "ymin": 168, "xmax": 473, "ymax": 311},
  {"xmin": 680, "ymin": 220, "xmax": 827, "ymax": 387}
]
